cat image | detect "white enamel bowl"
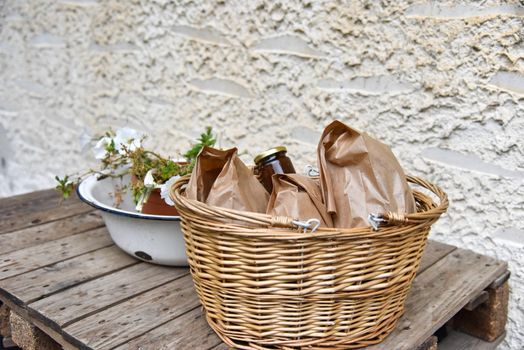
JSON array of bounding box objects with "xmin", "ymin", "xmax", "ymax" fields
[{"xmin": 77, "ymin": 174, "xmax": 187, "ymax": 266}]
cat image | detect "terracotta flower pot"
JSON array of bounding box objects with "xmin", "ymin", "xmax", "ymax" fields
[
  {"xmin": 130, "ymin": 169, "xmax": 183, "ymax": 217},
  {"xmin": 141, "ymin": 189, "xmax": 179, "ymax": 216}
]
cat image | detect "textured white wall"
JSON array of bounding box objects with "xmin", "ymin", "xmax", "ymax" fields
[{"xmin": 0, "ymin": 0, "xmax": 523, "ymax": 348}]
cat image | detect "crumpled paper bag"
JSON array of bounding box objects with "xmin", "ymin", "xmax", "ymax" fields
[
  {"xmin": 267, "ymin": 174, "xmax": 334, "ymax": 228},
  {"xmin": 318, "ymin": 120, "xmax": 415, "ymax": 228},
  {"xmin": 186, "ymin": 146, "xmax": 269, "ymax": 213}
]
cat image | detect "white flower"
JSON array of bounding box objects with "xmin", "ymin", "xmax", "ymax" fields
[
  {"xmin": 143, "ymin": 169, "xmax": 157, "ymax": 188},
  {"xmin": 114, "ymin": 127, "xmax": 143, "ymax": 154},
  {"xmin": 91, "ymin": 127, "xmax": 144, "ymax": 159},
  {"xmin": 160, "ymin": 175, "xmax": 180, "ymax": 206},
  {"xmin": 93, "ymin": 136, "xmax": 112, "ymax": 159}
]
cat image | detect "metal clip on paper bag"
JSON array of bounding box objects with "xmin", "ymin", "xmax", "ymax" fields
[
  {"xmin": 267, "ymin": 174, "xmax": 334, "ymax": 228},
  {"xmin": 317, "ymin": 120, "xmax": 416, "ymax": 228},
  {"xmin": 186, "ymin": 146, "xmax": 269, "ymax": 213}
]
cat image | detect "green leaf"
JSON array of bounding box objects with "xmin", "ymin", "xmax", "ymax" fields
[
  {"xmin": 183, "ymin": 126, "xmax": 216, "ymax": 162},
  {"xmin": 55, "ymin": 175, "xmax": 75, "ymax": 199}
]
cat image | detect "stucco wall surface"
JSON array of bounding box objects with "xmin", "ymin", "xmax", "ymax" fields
[{"xmin": 0, "ymin": 0, "xmax": 523, "ymax": 348}]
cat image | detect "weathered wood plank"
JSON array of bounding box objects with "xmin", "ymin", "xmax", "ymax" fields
[
  {"xmin": 489, "ymin": 270, "xmax": 510, "ymax": 289},
  {"xmin": 463, "ymin": 290, "xmax": 489, "ymax": 311},
  {"xmin": 0, "ymin": 246, "xmax": 137, "ymax": 305},
  {"xmin": 366, "ymin": 249, "xmax": 507, "ymax": 350},
  {"xmin": 0, "ymin": 204, "xmax": 94, "ymax": 235},
  {"xmin": 114, "ymin": 307, "xmax": 222, "ymax": 350},
  {"xmin": 0, "ymin": 211, "xmax": 103, "ymax": 255},
  {"xmin": 418, "ymin": 240, "xmax": 456, "ymax": 274},
  {"xmin": 63, "ymin": 274, "xmax": 199, "ymax": 350},
  {"xmin": 0, "ymin": 189, "xmax": 59, "ymax": 217},
  {"xmin": 30, "ymin": 263, "xmax": 188, "ymax": 329},
  {"xmin": 210, "ymin": 344, "xmax": 231, "ymax": 350},
  {"xmin": 0, "ymin": 192, "xmax": 94, "ymax": 234},
  {"xmin": 10, "ymin": 311, "xmax": 61, "ymax": 350},
  {"xmin": 438, "ymin": 329, "xmax": 505, "ymax": 350},
  {"xmin": 0, "ymin": 228, "xmax": 112, "ymax": 281}
]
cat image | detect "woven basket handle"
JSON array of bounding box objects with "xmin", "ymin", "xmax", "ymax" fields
[{"xmin": 369, "ymin": 175, "xmax": 449, "ymax": 229}]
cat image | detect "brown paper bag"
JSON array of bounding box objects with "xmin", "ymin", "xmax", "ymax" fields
[
  {"xmin": 267, "ymin": 174, "xmax": 333, "ymax": 228},
  {"xmin": 186, "ymin": 146, "xmax": 269, "ymax": 213},
  {"xmin": 318, "ymin": 120, "xmax": 415, "ymax": 228}
]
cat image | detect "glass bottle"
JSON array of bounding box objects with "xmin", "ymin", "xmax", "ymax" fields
[{"xmin": 254, "ymin": 146, "xmax": 296, "ymax": 193}]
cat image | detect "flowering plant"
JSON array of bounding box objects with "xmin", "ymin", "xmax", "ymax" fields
[{"xmin": 55, "ymin": 127, "xmax": 216, "ymax": 210}]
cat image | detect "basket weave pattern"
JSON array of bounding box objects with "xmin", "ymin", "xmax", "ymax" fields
[{"xmin": 171, "ymin": 175, "xmax": 448, "ymax": 349}]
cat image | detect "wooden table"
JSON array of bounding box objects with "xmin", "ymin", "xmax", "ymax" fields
[{"xmin": 0, "ymin": 190, "xmax": 510, "ymax": 350}]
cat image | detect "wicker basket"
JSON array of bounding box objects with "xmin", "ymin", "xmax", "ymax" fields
[{"xmin": 171, "ymin": 175, "xmax": 448, "ymax": 350}]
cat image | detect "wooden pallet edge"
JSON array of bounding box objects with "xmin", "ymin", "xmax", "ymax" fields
[
  {"xmin": 451, "ymin": 271, "xmax": 510, "ymax": 343},
  {"xmin": 1, "ymin": 296, "xmax": 78, "ymax": 350},
  {"xmin": 10, "ymin": 310, "xmax": 62, "ymax": 350}
]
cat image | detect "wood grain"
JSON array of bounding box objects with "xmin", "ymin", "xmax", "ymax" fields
[
  {"xmin": 366, "ymin": 249, "xmax": 508, "ymax": 350},
  {"xmin": 114, "ymin": 307, "xmax": 222, "ymax": 350},
  {"xmin": 30, "ymin": 263, "xmax": 188, "ymax": 328},
  {"xmin": 0, "ymin": 196, "xmax": 93, "ymax": 235},
  {"xmin": 0, "ymin": 228, "xmax": 112, "ymax": 281},
  {"xmin": 63, "ymin": 274, "xmax": 199, "ymax": 350},
  {"xmin": 0, "ymin": 189, "xmax": 60, "ymax": 217},
  {"xmin": 418, "ymin": 240, "xmax": 456, "ymax": 274},
  {"xmin": 0, "ymin": 211, "xmax": 103, "ymax": 255},
  {"xmin": 0, "ymin": 246, "xmax": 137, "ymax": 304}
]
